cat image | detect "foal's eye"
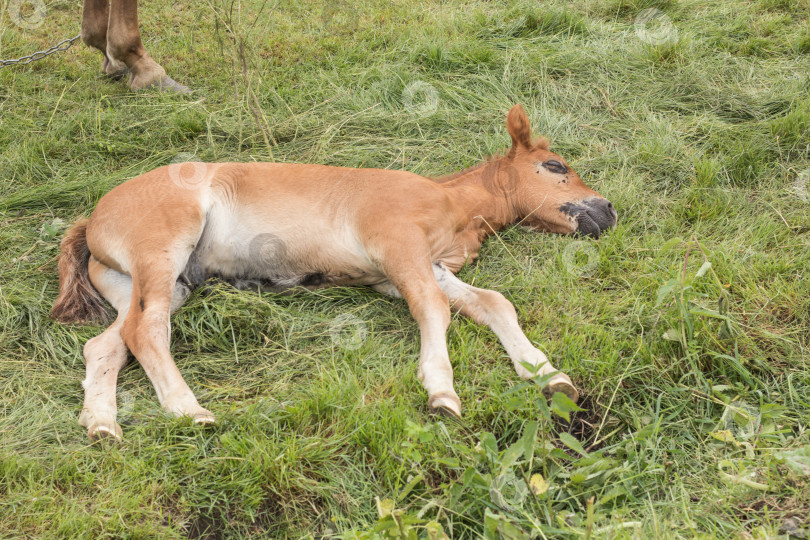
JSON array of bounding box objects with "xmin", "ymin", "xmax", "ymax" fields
[{"xmin": 542, "ymin": 160, "xmax": 568, "ymax": 174}]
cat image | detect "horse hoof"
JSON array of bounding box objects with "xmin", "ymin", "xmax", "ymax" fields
[
  {"xmin": 102, "ymin": 57, "xmax": 129, "ymax": 80},
  {"xmin": 429, "ymin": 392, "xmax": 462, "ymax": 419},
  {"xmin": 543, "ymin": 373, "xmax": 579, "ymax": 404},
  {"xmin": 105, "ymin": 67, "xmax": 130, "ymax": 81},
  {"xmin": 192, "ymin": 412, "xmax": 216, "ymax": 425},
  {"xmin": 87, "ymin": 422, "xmax": 123, "ymax": 441},
  {"xmin": 128, "ymin": 57, "xmax": 190, "ymax": 94},
  {"xmin": 144, "ymin": 75, "xmax": 191, "ymax": 94}
]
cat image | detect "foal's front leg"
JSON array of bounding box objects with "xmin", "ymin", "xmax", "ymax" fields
[
  {"xmin": 372, "ymin": 243, "xmax": 461, "ymax": 418},
  {"xmin": 432, "ymin": 263, "xmax": 579, "ymax": 402}
]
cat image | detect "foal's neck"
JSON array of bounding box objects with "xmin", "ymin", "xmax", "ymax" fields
[{"xmin": 439, "ymin": 160, "xmax": 519, "ymax": 240}]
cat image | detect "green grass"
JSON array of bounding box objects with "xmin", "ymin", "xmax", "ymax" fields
[{"xmin": 1, "ymin": 0, "xmax": 810, "ymax": 537}]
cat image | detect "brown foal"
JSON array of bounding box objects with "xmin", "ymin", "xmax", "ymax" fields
[{"xmin": 52, "ymin": 105, "xmax": 617, "ymax": 440}]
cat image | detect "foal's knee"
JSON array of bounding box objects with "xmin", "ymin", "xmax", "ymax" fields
[
  {"xmin": 480, "ymin": 289, "xmax": 515, "ymax": 313},
  {"xmin": 121, "ymin": 314, "xmax": 142, "ymax": 356},
  {"xmin": 409, "ymin": 290, "xmax": 451, "ymax": 329},
  {"xmin": 460, "ymin": 288, "xmax": 517, "ymax": 326}
]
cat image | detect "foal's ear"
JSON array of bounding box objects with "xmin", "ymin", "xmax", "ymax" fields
[{"xmin": 506, "ymin": 104, "xmax": 532, "ymax": 156}]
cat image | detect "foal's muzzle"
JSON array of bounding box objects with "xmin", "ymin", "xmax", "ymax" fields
[{"xmin": 561, "ymin": 197, "xmax": 618, "ymax": 239}]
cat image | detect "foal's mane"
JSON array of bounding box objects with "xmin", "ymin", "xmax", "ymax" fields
[
  {"xmin": 431, "ymin": 150, "xmax": 508, "ymax": 184},
  {"xmin": 432, "ymin": 159, "xmax": 497, "ymax": 184},
  {"xmin": 432, "ymin": 137, "xmax": 549, "ymax": 184}
]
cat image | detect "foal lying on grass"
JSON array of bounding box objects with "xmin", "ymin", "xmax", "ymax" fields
[{"xmin": 52, "ymin": 104, "xmax": 617, "ymax": 440}]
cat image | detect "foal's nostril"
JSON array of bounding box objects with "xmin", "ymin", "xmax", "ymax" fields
[
  {"xmin": 604, "ymin": 200, "xmax": 617, "ymax": 222},
  {"xmin": 594, "ymin": 199, "xmax": 616, "ymax": 221},
  {"xmin": 574, "ymin": 197, "xmax": 617, "ymax": 237},
  {"xmin": 560, "ymin": 198, "xmax": 617, "ymax": 237}
]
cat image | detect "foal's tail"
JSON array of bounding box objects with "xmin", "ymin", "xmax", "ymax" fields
[{"xmin": 50, "ymin": 218, "xmax": 111, "ymax": 324}]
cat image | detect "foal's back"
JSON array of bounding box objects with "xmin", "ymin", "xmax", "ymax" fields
[{"xmin": 86, "ymin": 162, "xmax": 466, "ymax": 288}]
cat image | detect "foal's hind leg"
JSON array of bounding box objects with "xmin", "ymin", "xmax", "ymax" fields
[
  {"xmin": 80, "ymin": 258, "xmax": 194, "ymax": 439},
  {"xmin": 79, "ymin": 258, "xmax": 132, "ymax": 439},
  {"xmin": 432, "ymin": 263, "xmax": 579, "ymax": 402},
  {"xmin": 121, "ymin": 260, "xmax": 213, "ymax": 422}
]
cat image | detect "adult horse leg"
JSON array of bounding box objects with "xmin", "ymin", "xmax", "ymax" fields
[
  {"xmin": 431, "ymin": 262, "xmax": 579, "ymax": 402},
  {"xmin": 81, "ymin": 0, "xmax": 128, "ymax": 78},
  {"xmin": 106, "ymin": 0, "xmax": 189, "ymax": 92},
  {"xmin": 370, "ymin": 233, "xmax": 461, "ymax": 418},
  {"xmin": 79, "ymin": 257, "xmax": 195, "ymax": 439}
]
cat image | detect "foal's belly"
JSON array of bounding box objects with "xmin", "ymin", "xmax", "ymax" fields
[{"xmin": 183, "ymin": 211, "xmax": 384, "ymax": 292}]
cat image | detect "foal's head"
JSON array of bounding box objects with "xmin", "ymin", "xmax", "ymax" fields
[{"xmin": 500, "ymin": 104, "xmax": 617, "ymax": 238}]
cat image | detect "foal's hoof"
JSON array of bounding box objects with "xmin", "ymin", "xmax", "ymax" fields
[
  {"xmin": 79, "ymin": 409, "xmax": 123, "ymax": 441},
  {"xmin": 429, "ymin": 392, "xmax": 462, "ymax": 419},
  {"xmin": 87, "ymin": 422, "xmax": 123, "ymax": 441},
  {"xmin": 192, "ymin": 412, "xmax": 216, "ymax": 425},
  {"xmin": 543, "ymin": 373, "xmax": 580, "ymax": 404}
]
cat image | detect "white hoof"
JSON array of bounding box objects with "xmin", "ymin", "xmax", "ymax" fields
[
  {"xmin": 543, "ymin": 373, "xmax": 579, "ymax": 403},
  {"xmin": 429, "ymin": 392, "xmax": 462, "ymax": 419},
  {"xmin": 192, "ymin": 412, "xmax": 217, "ymax": 425},
  {"xmin": 79, "ymin": 408, "xmax": 123, "ymax": 441}
]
